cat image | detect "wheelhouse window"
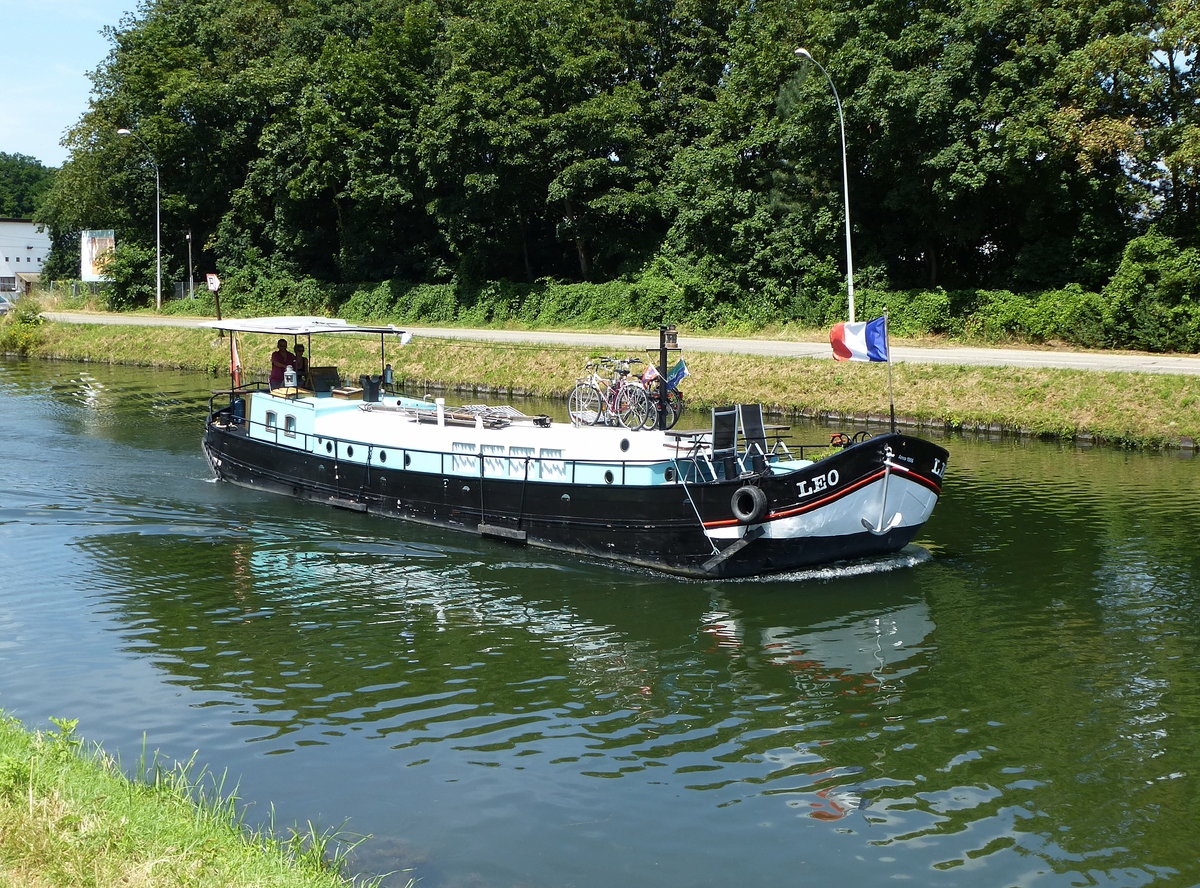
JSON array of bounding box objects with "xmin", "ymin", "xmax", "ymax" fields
[
  {"xmin": 284, "ymin": 415, "xmax": 297, "ymax": 437},
  {"xmin": 265, "ymin": 411, "xmax": 277, "ymax": 428}
]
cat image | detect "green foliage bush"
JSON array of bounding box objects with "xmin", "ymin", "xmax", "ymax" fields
[
  {"xmin": 213, "ymin": 266, "xmax": 335, "ymax": 318},
  {"xmin": 99, "ymin": 242, "xmax": 155, "ymax": 311},
  {"xmin": 0, "ymin": 297, "xmax": 46, "ymax": 354},
  {"xmin": 1028, "ymin": 285, "xmax": 1108, "ymax": 347},
  {"xmin": 854, "ymin": 288, "xmax": 966, "ymax": 336},
  {"xmin": 339, "ymin": 274, "xmax": 687, "ymax": 330},
  {"xmin": 170, "ymin": 232, "xmax": 1200, "ymax": 356},
  {"xmin": 629, "ymin": 262, "xmax": 689, "ymax": 327},
  {"xmin": 1102, "ymin": 232, "xmax": 1200, "ymax": 352},
  {"xmin": 325, "ymin": 255, "xmax": 1198, "ymax": 356},
  {"xmin": 964, "ymin": 290, "xmax": 1033, "ymax": 341},
  {"xmin": 402, "ymin": 284, "xmax": 459, "ymax": 323}
]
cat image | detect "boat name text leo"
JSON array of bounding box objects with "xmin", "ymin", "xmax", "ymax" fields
[{"xmin": 795, "ymin": 469, "xmax": 840, "ymax": 497}]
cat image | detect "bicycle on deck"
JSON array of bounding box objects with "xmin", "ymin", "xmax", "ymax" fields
[{"xmin": 568, "ymin": 357, "xmax": 654, "ymax": 429}]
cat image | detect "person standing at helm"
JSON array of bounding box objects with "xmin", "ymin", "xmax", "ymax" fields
[{"xmin": 270, "ymin": 339, "xmax": 295, "ymax": 388}]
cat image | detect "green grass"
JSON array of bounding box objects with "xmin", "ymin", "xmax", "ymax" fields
[
  {"xmin": 9, "ymin": 314, "xmax": 1200, "ymax": 449},
  {"xmin": 0, "ymin": 713, "xmax": 390, "ymax": 888}
]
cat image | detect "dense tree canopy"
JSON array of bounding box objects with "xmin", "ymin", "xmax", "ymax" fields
[
  {"xmin": 35, "ymin": 0, "xmax": 1200, "ymax": 313},
  {"xmin": 0, "ymin": 153, "xmax": 55, "ymax": 218}
]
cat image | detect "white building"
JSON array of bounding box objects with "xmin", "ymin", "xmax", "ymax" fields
[{"xmin": 0, "ymin": 217, "xmax": 52, "ymax": 294}]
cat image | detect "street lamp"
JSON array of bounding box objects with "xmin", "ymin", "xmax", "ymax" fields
[
  {"xmin": 186, "ymin": 230, "xmax": 194, "ymax": 299},
  {"xmin": 117, "ymin": 127, "xmax": 162, "ymax": 312},
  {"xmin": 794, "ymin": 47, "xmax": 856, "ymax": 322}
]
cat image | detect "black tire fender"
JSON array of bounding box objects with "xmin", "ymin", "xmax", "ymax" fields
[{"xmin": 730, "ymin": 485, "xmax": 768, "ymax": 523}]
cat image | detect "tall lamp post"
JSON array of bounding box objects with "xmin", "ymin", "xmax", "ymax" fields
[
  {"xmin": 794, "ymin": 47, "xmax": 856, "ymax": 322},
  {"xmin": 116, "ymin": 127, "xmax": 162, "ymax": 312}
]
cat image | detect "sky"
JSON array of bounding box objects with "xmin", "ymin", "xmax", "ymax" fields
[{"xmin": 1, "ymin": 0, "xmax": 141, "ymax": 168}]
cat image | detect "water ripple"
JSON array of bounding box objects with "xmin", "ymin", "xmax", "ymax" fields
[{"xmin": 6, "ymin": 360, "xmax": 1200, "ymax": 888}]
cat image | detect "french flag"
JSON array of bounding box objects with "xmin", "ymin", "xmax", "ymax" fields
[{"xmin": 830, "ymin": 317, "xmax": 889, "ymax": 362}]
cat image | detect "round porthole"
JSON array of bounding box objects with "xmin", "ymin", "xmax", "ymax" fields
[
  {"xmin": 379, "ymin": 450, "xmax": 387, "ymax": 463},
  {"xmin": 404, "ymin": 454, "xmax": 412, "ymax": 467},
  {"xmin": 604, "ymin": 470, "xmax": 615, "ymax": 484},
  {"xmin": 325, "ymin": 441, "xmax": 333, "ymax": 453},
  {"xmin": 620, "ymin": 438, "xmax": 630, "ymax": 452},
  {"xmin": 561, "ymin": 494, "xmax": 571, "ymax": 503},
  {"xmin": 347, "ymin": 445, "xmax": 355, "ymax": 458},
  {"xmin": 665, "ymin": 467, "xmax": 676, "ymax": 482}
]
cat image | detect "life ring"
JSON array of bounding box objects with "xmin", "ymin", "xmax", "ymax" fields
[{"xmin": 731, "ymin": 485, "xmax": 768, "ymax": 523}]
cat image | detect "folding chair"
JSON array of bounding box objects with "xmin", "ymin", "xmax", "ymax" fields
[
  {"xmin": 738, "ymin": 404, "xmax": 769, "ymax": 473},
  {"xmin": 711, "ymin": 405, "xmax": 740, "ymax": 480}
]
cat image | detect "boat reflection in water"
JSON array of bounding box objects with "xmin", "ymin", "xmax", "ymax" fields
[{"xmin": 702, "ymin": 589, "xmax": 934, "ymax": 821}]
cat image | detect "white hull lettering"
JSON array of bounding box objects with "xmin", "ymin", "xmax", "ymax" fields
[{"xmin": 796, "ymin": 469, "xmax": 839, "ymax": 498}]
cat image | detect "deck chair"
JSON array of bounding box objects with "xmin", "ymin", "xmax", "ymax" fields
[
  {"xmin": 738, "ymin": 404, "xmax": 769, "ymax": 473},
  {"xmin": 711, "ymin": 405, "xmax": 740, "ymax": 480},
  {"xmin": 310, "ymin": 366, "xmax": 340, "ymax": 393}
]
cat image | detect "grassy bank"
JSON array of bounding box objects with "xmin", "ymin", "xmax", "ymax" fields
[
  {"xmin": 0, "ymin": 713, "xmax": 380, "ymax": 888},
  {"xmin": 12, "ymin": 317, "xmax": 1200, "ymax": 449}
]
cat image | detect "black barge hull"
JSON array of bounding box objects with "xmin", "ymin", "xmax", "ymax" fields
[{"xmin": 202, "ymin": 422, "xmax": 946, "ymax": 580}]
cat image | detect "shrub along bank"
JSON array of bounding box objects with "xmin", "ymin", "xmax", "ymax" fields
[
  {"xmin": 92, "ymin": 231, "xmax": 1193, "ymax": 354},
  {"xmin": 44, "ymin": 232, "xmax": 1200, "ymax": 354},
  {"xmin": 6, "ymin": 315, "xmax": 1199, "ymax": 450}
]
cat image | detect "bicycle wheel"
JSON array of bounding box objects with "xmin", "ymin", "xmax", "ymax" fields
[
  {"xmin": 616, "ymin": 384, "xmax": 653, "ymax": 430},
  {"xmin": 664, "ymin": 389, "xmax": 685, "ymax": 430},
  {"xmin": 568, "ymin": 383, "xmax": 603, "ymax": 425},
  {"xmin": 644, "ymin": 383, "xmax": 683, "ymax": 430}
]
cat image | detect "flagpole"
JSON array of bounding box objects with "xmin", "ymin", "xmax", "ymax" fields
[{"xmin": 884, "ymin": 311, "xmax": 896, "ymax": 433}]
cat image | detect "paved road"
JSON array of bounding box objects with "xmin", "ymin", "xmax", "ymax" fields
[{"xmin": 43, "ymin": 311, "xmax": 1200, "ymax": 376}]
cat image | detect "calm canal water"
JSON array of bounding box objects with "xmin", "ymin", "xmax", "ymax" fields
[{"xmin": 2, "ymin": 357, "xmax": 1199, "ymax": 888}]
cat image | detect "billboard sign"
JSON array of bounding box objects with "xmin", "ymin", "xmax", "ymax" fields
[{"xmin": 81, "ymin": 230, "xmax": 116, "ymax": 282}]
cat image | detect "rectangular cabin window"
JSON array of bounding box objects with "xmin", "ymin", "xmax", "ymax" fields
[
  {"xmin": 509, "ymin": 446, "xmax": 535, "ymax": 478},
  {"xmin": 284, "ymin": 415, "xmax": 297, "ymax": 437},
  {"xmin": 482, "ymin": 444, "xmax": 506, "ymax": 476},
  {"xmin": 451, "ymin": 441, "xmax": 477, "ymax": 474},
  {"xmin": 538, "ymin": 447, "xmax": 566, "ymax": 480},
  {"xmin": 265, "ymin": 411, "xmax": 278, "ymax": 429}
]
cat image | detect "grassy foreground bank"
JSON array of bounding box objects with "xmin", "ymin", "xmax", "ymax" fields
[
  {"xmin": 14, "ymin": 317, "xmax": 1200, "ymax": 449},
  {"xmin": 0, "ymin": 713, "xmax": 380, "ymax": 888}
]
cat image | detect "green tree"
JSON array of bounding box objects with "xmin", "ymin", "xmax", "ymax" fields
[
  {"xmin": 0, "ymin": 153, "xmax": 55, "ymax": 217},
  {"xmin": 33, "ymin": 0, "xmax": 1200, "ymax": 333}
]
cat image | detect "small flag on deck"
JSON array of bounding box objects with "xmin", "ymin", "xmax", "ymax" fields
[
  {"xmin": 230, "ymin": 336, "xmax": 243, "ymax": 387},
  {"xmin": 667, "ymin": 358, "xmax": 689, "ymax": 384},
  {"xmin": 830, "ymin": 317, "xmax": 889, "ymax": 362}
]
